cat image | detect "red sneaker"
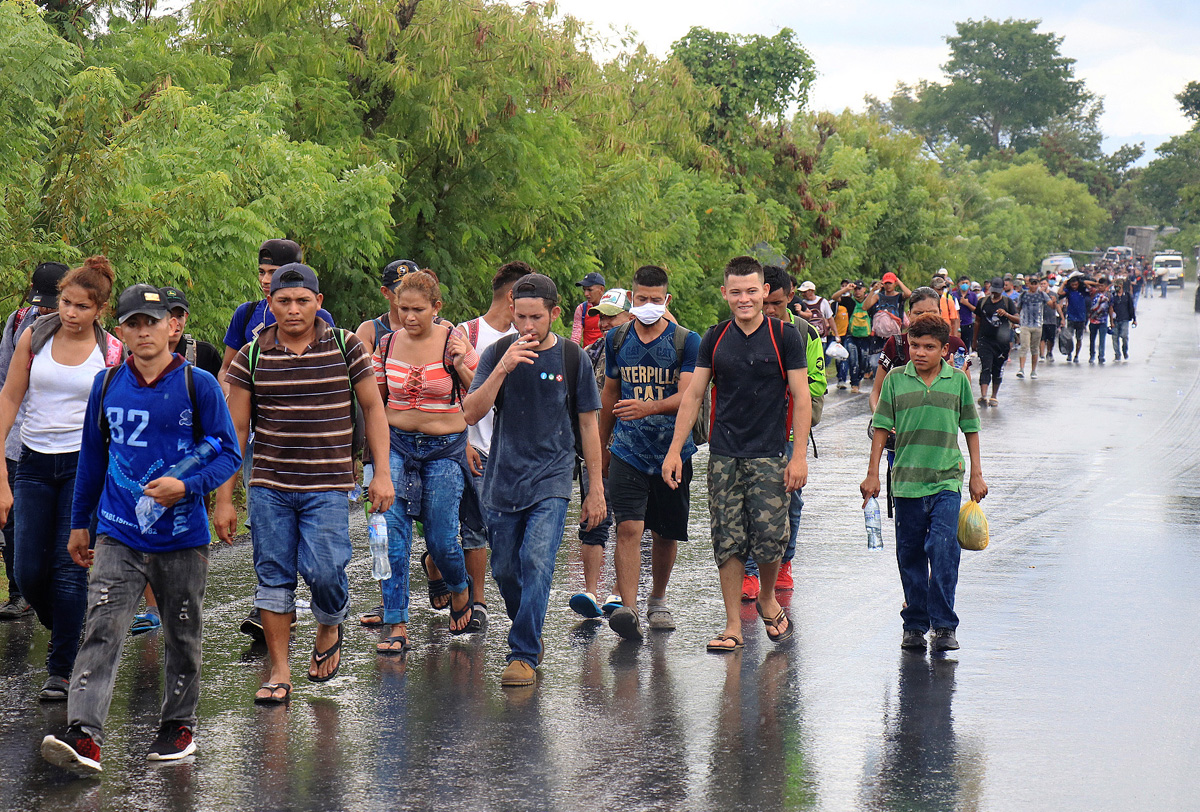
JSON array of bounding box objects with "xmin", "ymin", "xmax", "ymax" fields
[
  {"xmin": 41, "ymin": 726, "xmax": 102, "ymax": 776},
  {"xmin": 740, "ymin": 574, "xmax": 760, "ymax": 602},
  {"xmin": 775, "ymin": 561, "xmax": 794, "ymax": 591}
]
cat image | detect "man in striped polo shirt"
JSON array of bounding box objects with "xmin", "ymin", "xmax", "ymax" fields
[
  {"xmin": 860, "ymin": 313, "xmax": 987, "ymax": 653},
  {"xmin": 215, "ymin": 264, "xmax": 394, "ymax": 704}
]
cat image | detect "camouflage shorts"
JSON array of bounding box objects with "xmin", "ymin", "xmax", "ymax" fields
[{"xmin": 707, "ymin": 454, "xmax": 788, "ymax": 567}]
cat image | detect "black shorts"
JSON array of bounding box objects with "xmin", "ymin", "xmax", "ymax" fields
[{"xmin": 607, "ymin": 455, "xmax": 692, "ymax": 541}]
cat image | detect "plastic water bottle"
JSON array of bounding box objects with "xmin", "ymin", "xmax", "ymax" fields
[
  {"xmin": 368, "ymin": 513, "xmax": 391, "ymax": 580},
  {"xmin": 953, "ymin": 348, "xmax": 966, "ymax": 369},
  {"xmin": 864, "ymin": 497, "xmax": 884, "ymax": 550},
  {"xmin": 135, "ymin": 436, "xmax": 222, "ymax": 533}
]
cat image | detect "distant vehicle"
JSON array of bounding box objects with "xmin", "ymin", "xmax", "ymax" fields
[
  {"xmin": 1153, "ymin": 251, "xmax": 1185, "ymax": 288},
  {"xmin": 1104, "ymin": 246, "xmax": 1134, "ymax": 264},
  {"xmin": 1041, "ymin": 254, "xmax": 1075, "ymax": 277},
  {"xmin": 1125, "ymin": 226, "xmax": 1158, "ymax": 260}
]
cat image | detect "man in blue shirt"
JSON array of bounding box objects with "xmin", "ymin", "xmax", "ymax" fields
[
  {"xmin": 598, "ymin": 265, "xmax": 700, "ymax": 640},
  {"xmin": 40, "ymin": 285, "xmax": 241, "ymax": 776},
  {"xmin": 463, "ymin": 273, "xmax": 605, "ymax": 687}
]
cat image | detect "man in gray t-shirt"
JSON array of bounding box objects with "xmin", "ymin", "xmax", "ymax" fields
[{"xmin": 464, "ymin": 273, "xmax": 605, "ymax": 688}]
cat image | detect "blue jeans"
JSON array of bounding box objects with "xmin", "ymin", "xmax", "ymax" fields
[
  {"xmin": 383, "ymin": 436, "xmax": 467, "ymax": 625},
  {"xmin": 13, "ymin": 446, "xmax": 87, "ymax": 678},
  {"xmin": 486, "ymin": 498, "xmax": 569, "ymax": 666},
  {"xmin": 249, "ymin": 487, "xmax": 352, "ymax": 626},
  {"xmin": 846, "ymin": 335, "xmax": 873, "ymax": 387},
  {"xmin": 745, "ymin": 440, "xmax": 803, "ymax": 577},
  {"xmin": 893, "ymin": 490, "xmax": 961, "ymax": 632}
]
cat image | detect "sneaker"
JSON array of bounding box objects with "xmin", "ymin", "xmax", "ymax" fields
[
  {"xmin": 600, "ymin": 595, "xmax": 623, "ymax": 617},
  {"xmin": 41, "ymin": 726, "xmax": 102, "ymax": 776},
  {"xmin": 740, "ymin": 573, "xmax": 760, "ymax": 602},
  {"xmin": 130, "ymin": 610, "xmax": 161, "ymax": 636},
  {"xmin": 0, "ymin": 596, "xmax": 32, "ymax": 620},
  {"xmin": 39, "ymin": 675, "xmax": 69, "ymax": 702},
  {"xmin": 239, "ymin": 607, "xmax": 297, "ymax": 642},
  {"xmin": 901, "ymin": 629, "xmax": 927, "ymax": 650},
  {"xmin": 500, "ymin": 659, "xmax": 536, "ymax": 687},
  {"xmin": 1016, "ymin": 371, "xmax": 1024, "ymax": 379},
  {"xmin": 1098, "ymin": 358, "xmax": 1105, "ymax": 365},
  {"xmin": 930, "ymin": 628, "xmax": 960, "ymax": 651},
  {"xmin": 775, "ymin": 561, "xmax": 794, "ymax": 591},
  {"xmin": 1030, "ymin": 371, "xmax": 1037, "ymax": 379},
  {"xmin": 568, "ymin": 592, "xmax": 602, "ymax": 619},
  {"xmin": 608, "ymin": 606, "xmax": 644, "ymax": 641},
  {"xmin": 146, "ymin": 723, "xmax": 196, "ymax": 761},
  {"xmin": 836, "ymin": 382, "xmax": 847, "ymax": 390}
]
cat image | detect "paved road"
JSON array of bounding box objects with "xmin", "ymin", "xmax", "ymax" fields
[{"xmin": 1, "ymin": 288, "xmax": 1198, "ymax": 811}]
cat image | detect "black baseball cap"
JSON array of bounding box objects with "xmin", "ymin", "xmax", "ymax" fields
[
  {"xmin": 160, "ymin": 285, "xmax": 189, "ymax": 313},
  {"xmin": 258, "ymin": 239, "xmax": 303, "ymax": 268},
  {"xmin": 382, "ymin": 259, "xmax": 419, "ymax": 289},
  {"xmin": 116, "ymin": 284, "xmax": 170, "ymax": 324},
  {"xmin": 28, "ymin": 262, "xmax": 69, "ymax": 307},
  {"xmin": 512, "ymin": 273, "xmax": 559, "ymax": 303},
  {"xmin": 853, "ymin": 279, "xmax": 866, "ymax": 288},
  {"xmin": 989, "ymin": 277, "xmax": 1004, "ymax": 292},
  {"xmin": 575, "ymin": 272, "xmax": 605, "ymax": 288},
  {"xmin": 270, "ymin": 263, "xmax": 320, "ymax": 295}
]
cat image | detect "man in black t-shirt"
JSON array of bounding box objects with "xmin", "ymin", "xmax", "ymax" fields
[
  {"xmin": 663, "ymin": 256, "xmax": 811, "ymax": 654},
  {"xmin": 973, "ymin": 277, "xmax": 1020, "ymax": 407}
]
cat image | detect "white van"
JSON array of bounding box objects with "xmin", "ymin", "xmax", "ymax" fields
[
  {"xmin": 1153, "ymin": 252, "xmax": 1185, "ymax": 288},
  {"xmin": 1041, "ymin": 254, "xmax": 1075, "ymax": 276},
  {"xmin": 1104, "ymin": 246, "xmax": 1134, "ymax": 263}
]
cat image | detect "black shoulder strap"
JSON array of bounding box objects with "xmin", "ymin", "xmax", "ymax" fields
[
  {"xmin": 611, "ymin": 323, "xmax": 634, "ymax": 375},
  {"xmin": 379, "ymin": 328, "xmax": 398, "ymax": 408},
  {"xmin": 491, "ymin": 334, "xmax": 519, "ymax": 411},
  {"xmin": 561, "ymin": 338, "xmax": 583, "ymax": 458},
  {"xmin": 97, "ymin": 364, "xmax": 122, "ymax": 453},
  {"xmin": 441, "ymin": 323, "xmax": 464, "ymax": 405}
]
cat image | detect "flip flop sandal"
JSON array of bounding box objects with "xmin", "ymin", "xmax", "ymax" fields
[
  {"xmin": 376, "ymin": 635, "xmax": 410, "ymax": 656},
  {"xmin": 358, "ymin": 605, "xmax": 385, "ymax": 627},
  {"xmin": 756, "ymin": 602, "xmax": 794, "ymax": 643},
  {"xmin": 254, "ymin": 682, "xmax": 292, "ymax": 705},
  {"xmin": 706, "ymin": 634, "xmax": 744, "ymax": 653},
  {"xmin": 601, "ymin": 595, "xmax": 623, "ymax": 616},
  {"xmin": 987, "ymin": 397, "xmax": 999, "ymax": 407},
  {"xmin": 308, "ymin": 624, "xmax": 343, "ymax": 683},
  {"xmin": 422, "ymin": 551, "xmax": 451, "ymax": 610},
  {"xmin": 449, "ymin": 576, "xmax": 475, "ymax": 636},
  {"xmin": 569, "ymin": 592, "xmax": 602, "ymax": 619}
]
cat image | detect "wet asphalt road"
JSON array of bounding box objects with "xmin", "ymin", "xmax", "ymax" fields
[{"xmin": 1, "ymin": 289, "xmax": 1199, "ymax": 811}]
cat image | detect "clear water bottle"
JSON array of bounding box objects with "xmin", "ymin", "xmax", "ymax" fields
[
  {"xmin": 368, "ymin": 513, "xmax": 391, "ymax": 580},
  {"xmin": 953, "ymin": 348, "xmax": 966, "ymax": 369},
  {"xmin": 135, "ymin": 436, "xmax": 222, "ymax": 533},
  {"xmin": 864, "ymin": 496, "xmax": 884, "ymax": 550}
]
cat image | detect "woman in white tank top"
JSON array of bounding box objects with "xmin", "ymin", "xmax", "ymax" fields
[{"xmin": 0, "ymin": 256, "xmax": 118, "ymax": 700}]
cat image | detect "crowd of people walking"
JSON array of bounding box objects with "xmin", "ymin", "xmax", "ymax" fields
[{"xmin": 0, "ymin": 240, "xmax": 1164, "ymax": 778}]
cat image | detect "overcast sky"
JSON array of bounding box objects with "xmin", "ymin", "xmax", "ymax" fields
[{"xmin": 547, "ymin": 0, "xmax": 1200, "ymax": 162}]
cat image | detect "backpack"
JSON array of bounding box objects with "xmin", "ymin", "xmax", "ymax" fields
[
  {"xmin": 609, "ymin": 321, "xmax": 709, "ymax": 446},
  {"xmin": 491, "ymin": 334, "xmax": 584, "ymax": 461},
  {"xmin": 462, "ymin": 317, "xmax": 481, "ymax": 348},
  {"xmin": 377, "ymin": 322, "xmax": 465, "ymax": 407},
  {"xmin": 872, "ymin": 309, "xmax": 904, "ymax": 339},
  {"xmin": 849, "ymin": 305, "xmax": 871, "ymax": 335},
  {"xmin": 28, "ymin": 314, "xmax": 124, "ymax": 369},
  {"xmin": 98, "ymin": 363, "xmax": 201, "ymax": 452},
  {"xmin": 801, "ymin": 297, "xmax": 829, "ymax": 337},
  {"xmin": 246, "ymin": 327, "xmax": 363, "ymax": 456}
]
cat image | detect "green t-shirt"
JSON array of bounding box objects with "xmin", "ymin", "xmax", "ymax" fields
[
  {"xmin": 848, "ymin": 299, "xmax": 872, "ymax": 337},
  {"xmin": 871, "ymin": 360, "xmax": 981, "ymax": 497}
]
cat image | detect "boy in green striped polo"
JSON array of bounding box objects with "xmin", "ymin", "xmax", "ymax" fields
[{"xmin": 860, "ymin": 313, "xmax": 988, "ymax": 652}]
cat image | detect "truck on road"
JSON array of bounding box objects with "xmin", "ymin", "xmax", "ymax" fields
[{"xmin": 1125, "ymin": 226, "xmax": 1158, "ymax": 260}]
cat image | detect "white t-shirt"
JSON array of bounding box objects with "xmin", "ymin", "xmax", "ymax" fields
[
  {"xmin": 459, "ymin": 316, "xmax": 516, "ymax": 456},
  {"xmin": 22, "ymin": 335, "xmax": 106, "ymax": 454}
]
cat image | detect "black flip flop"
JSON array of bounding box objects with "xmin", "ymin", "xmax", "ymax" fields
[
  {"xmin": 359, "ymin": 605, "xmax": 385, "ymax": 627},
  {"xmin": 756, "ymin": 601, "xmax": 794, "ymax": 643},
  {"xmin": 254, "ymin": 682, "xmax": 292, "ymax": 705},
  {"xmin": 376, "ymin": 634, "xmax": 410, "ymax": 656},
  {"xmin": 449, "ymin": 576, "xmax": 475, "ymax": 636},
  {"xmin": 422, "ymin": 551, "xmax": 451, "ymax": 610},
  {"xmin": 308, "ymin": 624, "xmax": 343, "ymax": 682}
]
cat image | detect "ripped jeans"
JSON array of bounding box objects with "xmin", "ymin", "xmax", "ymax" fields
[{"xmin": 68, "ymin": 537, "xmax": 209, "ymax": 744}]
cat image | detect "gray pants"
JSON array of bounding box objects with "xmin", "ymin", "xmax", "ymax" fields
[{"xmin": 68, "ymin": 537, "xmax": 208, "ymax": 744}]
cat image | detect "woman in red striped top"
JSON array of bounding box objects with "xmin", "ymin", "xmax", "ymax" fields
[{"xmin": 372, "ymin": 271, "xmax": 479, "ymax": 652}]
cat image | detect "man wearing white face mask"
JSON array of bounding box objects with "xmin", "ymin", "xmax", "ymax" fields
[{"xmin": 597, "ymin": 266, "xmax": 700, "ymax": 640}]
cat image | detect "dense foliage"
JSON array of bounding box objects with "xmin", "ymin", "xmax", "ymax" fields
[{"xmin": 0, "ymin": 2, "xmax": 1191, "ymax": 342}]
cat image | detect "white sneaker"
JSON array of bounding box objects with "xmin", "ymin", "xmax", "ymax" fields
[{"xmin": 1030, "ymin": 371, "xmax": 1038, "ymax": 379}]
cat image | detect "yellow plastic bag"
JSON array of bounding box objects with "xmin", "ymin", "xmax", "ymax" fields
[{"xmin": 957, "ymin": 500, "xmax": 989, "ymax": 551}]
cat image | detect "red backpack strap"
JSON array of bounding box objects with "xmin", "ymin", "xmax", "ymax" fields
[
  {"xmin": 467, "ymin": 318, "xmax": 479, "ymax": 348},
  {"xmin": 708, "ymin": 320, "xmax": 735, "ymax": 431}
]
